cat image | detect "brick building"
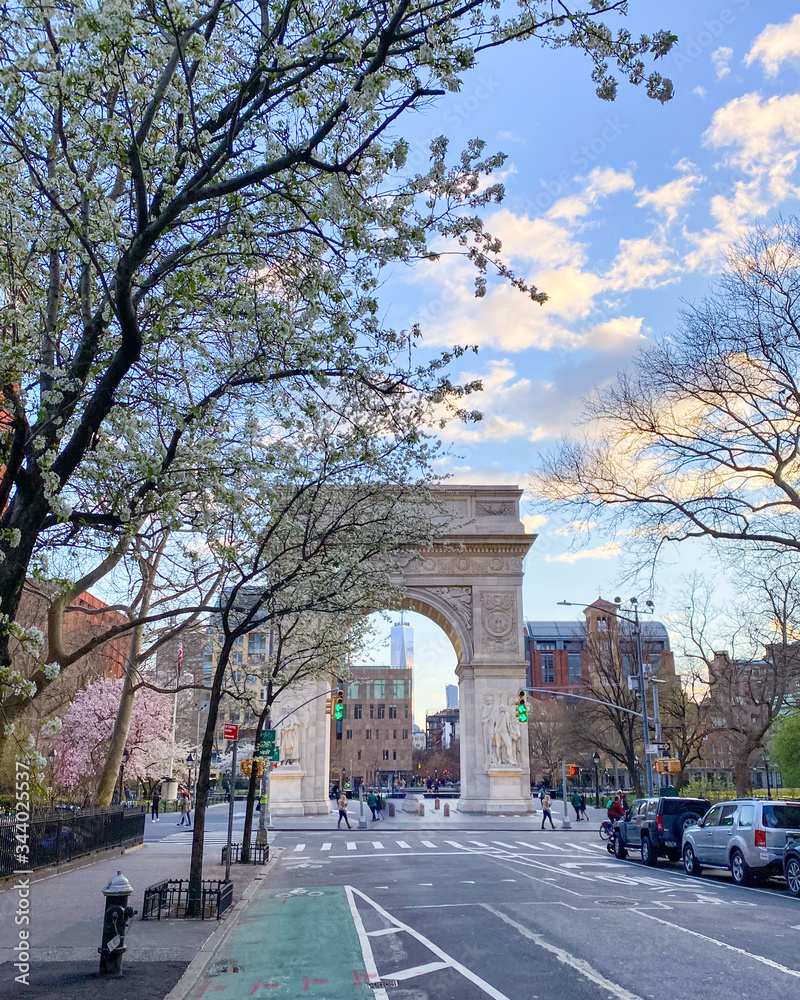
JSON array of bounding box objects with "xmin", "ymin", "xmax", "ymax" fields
[
  {"xmin": 426, "ymin": 707, "xmax": 459, "ymax": 750},
  {"xmin": 329, "ymin": 665, "xmax": 413, "ymax": 788}
]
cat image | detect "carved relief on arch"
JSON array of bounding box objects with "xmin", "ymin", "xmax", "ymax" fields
[
  {"xmin": 428, "ymin": 586, "xmax": 473, "ymax": 631},
  {"xmin": 481, "ymin": 592, "xmax": 517, "ymax": 649}
]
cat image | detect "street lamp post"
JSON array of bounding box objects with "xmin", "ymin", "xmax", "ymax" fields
[
  {"xmin": 763, "ymin": 752, "xmax": 772, "ymax": 800},
  {"xmin": 118, "ymin": 750, "xmax": 129, "ymax": 806},
  {"xmin": 592, "ymin": 751, "xmax": 600, "ymax": 808}
]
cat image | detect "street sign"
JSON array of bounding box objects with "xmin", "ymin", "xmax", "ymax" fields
[
  {"xmin": 645, "ymin": 744, "xmax": 659, "ymax": 754},
  {"xmin": 255, "ymin": 729, "xmax": 277, "ymax": 759},
  {"xmin": 223, "ymin": 723, "xmax": 239, "ymax": 741},
  {"xmin": 627, "ymin": 676, "xmax": 640, "ymax": 690}
]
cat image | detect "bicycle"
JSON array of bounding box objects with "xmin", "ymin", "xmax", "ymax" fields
[{"xmin": 599, "ymin": 819, "xmax": 613, "ymax": 841}]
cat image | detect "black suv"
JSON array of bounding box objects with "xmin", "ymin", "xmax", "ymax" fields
[
  {"xmin": 784, "ymin": 834, "xmax": 800, "ymax": 897},
  {"xmin": 613, "ymin": 796, "xmax": 712, "ymax": 866}
]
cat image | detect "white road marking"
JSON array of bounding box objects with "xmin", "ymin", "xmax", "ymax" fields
[
  {"xmin": 469, "ymin": 840, "xmax": 489, "ymax": 847},
  {"xmin": 293, "ymin": 844, "xmax": 306, "ymax": 852},
  {"xmin": 461, "ymin": 880, "xmax": 476, "ymax": 884},
  {"xmin": 792, "ymin": 924, "xmax": 800, "ymax": 931},
  {"xmin": 565, "ymin": 842, "xmax": 594, "ymax": 853},
  {"xmin": 482, "ymin": 905, "xmax": 644, "ymax": 1000},
  {"xmin": 421, "ymin": 840, "xmax": 437, "ymax": 848},
  {"xmin": 419, "ymin": 883, "xmax": 434, "ymax": 886},
  {"xmin": 321, "ymin": 843, "xmax": 332, "ymax": 851},
  {"xmin": 492, "ymin": 841, "xmax": 520, "ymax": 849},
  {"xmin": 445, "ymin": 840, "xmax": 468, "ymax": 849},
  {"xmin": 347, "ymin": 842, "xmax": 357, "ymax": 851},
  {"xmin": 514, "ymin": 841, "xmax": 543, "ymax": 851},
  {"xmin": 501, "ymin": 879, "xmax": 517, "ymax": 882},
  {"xmin": 344, "ymin": 886, "xmax": 389, "ymax": 1000},
  {"xmin": 372, "ymin": 842, "xmax": 385, "ymax": 850},
  {"xmin": 539, "ymin": 841, "xmax": 567, "ymax": 851},
  {"xmin": 347, "ymin": 886, "xmax": 513, "ymax": 1000},
  {"xmin": 390, "ymin": 961, "xmax": 450, "ymax": 981},
  {"xmin": 396, "ymin": 840, "xmax": 411, "ymax": 849},
  {"xmin": 637, "ymin": 911, "xmax": 800, "ymax": 978},
  {"xmin": 367, "ymin": 927, "xmax": 403, "ymax": 937}
]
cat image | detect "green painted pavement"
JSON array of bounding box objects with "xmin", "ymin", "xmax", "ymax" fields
[{"xmin": 191, "ymin": 885, "xmax": 369, "ymax": 999}]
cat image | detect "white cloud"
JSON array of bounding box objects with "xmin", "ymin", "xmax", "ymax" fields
[
  {"xmin": 522, "ymin": 513, "xmax": 547, "ymax": 534},
  {"xmin": 745, "ymin": 14, "xmax": 800, "ymax": 76},
  {"xmin": 711, "ymin": 46, "xmax": 733, "ymax": 79},
  {"xmin": 606, "ymin": 237, "xmax": 677, "ymax": 292},
  {"xmin": 636, "ymin": 160, "xmax": 705, "ymax": 226},
  {"xmin": 547, "ymin": 166, "xmax": 634, "ymax": 223},
  {"xmin": 693, "ymin": 86, "xmax": 707, "ymax": 99},
  {"xmin": 544, "ymin": 541, "xmax": 620, "ymax": 564}
]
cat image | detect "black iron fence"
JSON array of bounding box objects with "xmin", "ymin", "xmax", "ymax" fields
[
  {"xmin": 220, "ymin": 842, "xmax": 269, "ymax": 865},
  {"xmin": 142, "ymin": 878, "xmax": 233, "ymax": 920},
  {"xmin": 0, "ymin": 806, "xmax": 145, "ymax": 878}
]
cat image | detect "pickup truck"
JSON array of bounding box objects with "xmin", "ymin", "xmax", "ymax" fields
[{"xmin": 612, "ymin": 796, "xmax": 711, "ymax": 866}]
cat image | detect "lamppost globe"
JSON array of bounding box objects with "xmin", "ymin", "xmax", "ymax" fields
[{"xmin": 592, "ymin": 751, "xmax": 601, "ymax": 808}]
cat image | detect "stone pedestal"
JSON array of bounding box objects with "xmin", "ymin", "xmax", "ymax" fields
[{"xmin": 269, "ymin": 767, "xmax": 305, "ymax": 817}]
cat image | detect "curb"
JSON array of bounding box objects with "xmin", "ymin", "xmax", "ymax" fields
[{"xmin": 164, "ymin": 849, "xmax": 283, "ymax": 1000}]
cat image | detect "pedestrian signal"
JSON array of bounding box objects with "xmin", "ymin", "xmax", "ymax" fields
[
  {"xmin": 333, "ymin": 692, "xmax": 344, "ymax": 721},
  {"xmin": 567, "ymin": 765, "xmax": 580, "ymax": 777},
  {"xmin": 516, "ymin": 691, "xmax": 528, "ymax": 723}
]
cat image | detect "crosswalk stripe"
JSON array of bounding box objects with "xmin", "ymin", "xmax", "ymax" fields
[
  {"xmin": 565, "ymin": 842, "xmax": 593, "ymax": 853},
  {"xmin": 491, "ymin": 840, "xmax": 519, "ymax": 849},
  {"xmin": 515, "ymin": 841, "xmax": 543, "ymax": 851},
  {"xmin": 321, "ymin": 843, "xmax": 332, "ymax": 851},
  {"xmin": 444, "ymin": 840, "xmax": 467, "ymax": 849},
  {"xmin": 347, "ymin": 842, "xmax": 357, "ymax": 851},
  {"xmin": 539, "ymin": 841, "xmax": 567, "ymax": 851},
  {"xmin": 395, "ymin": 840, "xmax": 411, "ymax": 849},
  {"xmin": 468, "ymin": 840, "xmax": 489, "ymax": 847},
  {"xmin": 421, "ymin": 840, "xmax": 437, "ymax": 848},
  {"xmin": 293, "ymin": 843, "xmax": 306, "ymax": 852},
  {"xmin": 372, "ymin": 842, "xmax": 384, "ymax": 850}
]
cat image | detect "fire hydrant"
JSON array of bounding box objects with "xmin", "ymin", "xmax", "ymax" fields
[{"xmin": 98, "ymin": 871, "xmax": 137, "ymax": 977}]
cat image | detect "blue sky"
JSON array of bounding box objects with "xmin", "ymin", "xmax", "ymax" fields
[{"xmin": 360, "ymin": 3, "xmax": 800, "ymax": 720}]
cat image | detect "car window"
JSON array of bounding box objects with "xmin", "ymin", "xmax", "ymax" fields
[
  {"xmin": 720, "ymin": 804, "xmax": 737, "ymax": 826},
  {"xmin": 646, "ymin": 801, "xmax": 658, "ymax": 816},
  {"xmin": 702, "ymin": 805, "xmax": 723, "ymax": 827},
  {"xmin": 738, "ymin": 805, "xmax": 755, "ymax": 827},
  {"xmin": 761, "ymin": 805, "xmax": 800, "ymax": 829}
]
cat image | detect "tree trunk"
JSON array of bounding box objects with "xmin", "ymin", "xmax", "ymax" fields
[
  {"xmin": 240, "ymin": 712, "xmax": 267, "ymax": 864},
  {"xmin": 733, "ymin": 753, "xmax": 754, "ymax": 797}
]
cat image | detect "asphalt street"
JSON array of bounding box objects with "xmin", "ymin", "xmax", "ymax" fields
[{"xmin": 244, "ymin": 824, "xmax": 800, "ymax": 1000}]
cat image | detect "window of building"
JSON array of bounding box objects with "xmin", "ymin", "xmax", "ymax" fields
[
  {"xmin": 369, "ymin": 704, "xmax": 374, "ymax": 719},
  {"xmin": 232, "ymin": 634, "xmax": 244, "ymax": 647},
  {"xmin": 536, "ymin": 641, "xmax": 557, "ymax": 650},
  {"xmin": 259, "ymin": 688, "xmax": 266, "ymax": 701},
  {"xmin": 377, "ymin": 704, "xmax": 385, "ymax": 719},
  {"xmin": 347, "ymin": 682, "xmax": 359, "ymax": 699},
  {"xmin": 404, "ymin": 704, "xmax": 409, "ymax": 718},
  {"xmin": 383, "ymin": 750, "xmax": 389, "ymax": 760},
  {"xmin": 648, "ymin": 652, "xmax": 662, "ymax": 670},
  {"xmin": 353, "ymin": 704, "xmax": 362, "ymax": 720},
  {"xmin": 393, "ymin": 679, "xmax": 405, "ymax": 698},
  {"xmin": 357, "ymin": 750, "xmax": 361, "ymax": 760},
  {"xmin": 541, "ymin": 653, "xmax": 555, "ymax": 683},
  {"xmin": 392, "ymin": 750, "xmax": 397, "ymax": 760},
  {"xmin": 362, "ymin": 681, "xmax": 370, "ymax": 699},
  {"xmin": 365, "ymin": 729, "xmax": 371, "ymax": 739},
  {"xmin": 373, "ymin": 679, "xmax": 386, "ymax": 698},
  {"xmin": 375, "ymin": 729, "xmax": 380, "ymax": 738},
  {"xmin": 346, "ymin": 730, "xmax": 352, "ymax": 740},
  {"xmin": 568, "ymin": 652, "xmax": 581, "ymax": 682},
  {"xmin": 389, "ymin": 705, "xmax": 397, "ymax": 719},
  {"xmin": 402, "ymin": 729, "xmax": 408, "ymax": 739},
  {"xmin": 231, "ymin": 652, "xmax": 243, "ymax": 666},
  {"xmin": 393, "ymin": 729, "xmax": 397, "ymax": 739}
]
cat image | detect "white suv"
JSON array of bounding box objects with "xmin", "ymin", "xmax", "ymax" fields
[{"xmin": 682, "ymin": 799, "xmax": 800, "ymax": 886}]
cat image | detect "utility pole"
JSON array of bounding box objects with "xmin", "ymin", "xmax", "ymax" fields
[{"xmin": 631, "ymin": 602, "xmax": 654, "ymax": 797}]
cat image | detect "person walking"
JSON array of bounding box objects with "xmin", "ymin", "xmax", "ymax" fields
[
  {"xmin": 571, "ymin": 791, "xmax": 582, "ymax": 821},
  {"xmin": 337, "ymin": 791, "xmax": 351, "ymax": 830},
  {"xmin": 541, "ymin": 792, "xmax": 555, "ymax": 830},
  {"xmin": 579, "ymin": 793, "xmax": 588, "ymax": 820},
  {"xmin": 151, "ymin": 786, "xmax": 161, "ymax": 821},
  {"xmin": 178, "ymin": 788, "xmax": 192, "ymax": 826},
  {"xmin": 366, "ymin": 789, "xmax": 379, "ymax": 821}
]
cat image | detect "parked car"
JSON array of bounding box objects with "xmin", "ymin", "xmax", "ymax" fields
[
  {"xmin": 682, "ymin": 799, "xmax": 800, "ymax": 886},
  {"xmin": 784, "ymin": 834, "xmax": 800, "ymax": 897},
  {"xmin": 612, "ymin": 796, "xmax": 712, "ymax": 866}
]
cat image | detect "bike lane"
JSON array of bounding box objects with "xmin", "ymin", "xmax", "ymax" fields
[{"xmin": 186, "ymin": 885, "xmax": 370, "ymax": 1000}]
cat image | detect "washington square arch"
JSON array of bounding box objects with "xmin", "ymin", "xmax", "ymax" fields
[{"xmin": 268, "ymin": 485, "xmax": 537, "ymax": 816}]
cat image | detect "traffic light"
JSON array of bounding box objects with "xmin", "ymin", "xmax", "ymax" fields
[
  {"xmin": 567, "ymin": 765, "xmax": 580, "ymax": 777},
  {"xmin": 516, "ymin": 691, "xmax": 528, "ymax": 723},
  {"xmin": 325, "ymin": 695, "xmax": 333, "ymax": 716},
  {"xmin": 333, "ymin": 692, "xmax": 344, "ymax": 721}
]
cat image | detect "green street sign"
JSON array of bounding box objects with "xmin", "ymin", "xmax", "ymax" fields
[{"xmin": 255, "ymin": 729, "xmax": 278, "ymax": 760}]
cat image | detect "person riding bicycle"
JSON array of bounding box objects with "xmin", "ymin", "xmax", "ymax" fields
[{"xmin": 607, "ymin": 795, "xmax": 624, "ymax": 824}]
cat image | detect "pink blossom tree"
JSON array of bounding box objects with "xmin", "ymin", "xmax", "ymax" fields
[{"xmin": 46, "ymin": 678, "xmax": 175, "ymax": 798}]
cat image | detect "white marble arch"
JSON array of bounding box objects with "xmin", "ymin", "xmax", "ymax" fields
[{"xmin": 270, "ymin": 485, "xmax": 536, "ymax": 816}]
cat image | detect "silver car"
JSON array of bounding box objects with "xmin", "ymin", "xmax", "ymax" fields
[{"xmin": 682, "ymin": 799, "xmax": 800, "ymax": 886}]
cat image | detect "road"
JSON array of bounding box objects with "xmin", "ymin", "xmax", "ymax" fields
[{"xmin": 223, "ymin": 824, "xmax": 800, "ymax": 1000}]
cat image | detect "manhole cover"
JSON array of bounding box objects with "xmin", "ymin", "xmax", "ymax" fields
[
  {"xmin": 595, "ymin": 899, "xmax": 636, "ymax": 907},
  {"xmin": 208, "ymin": 963, "xmax": 241, "ymax": 976}
]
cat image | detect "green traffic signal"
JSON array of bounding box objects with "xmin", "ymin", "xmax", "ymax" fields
[
  {"xmin": 516, "ymin": 692, "xmax": 528, "ymax": 723},
  {"xmin": 333, "ymin": 695, "xmax": 344, "ymax": 721}
]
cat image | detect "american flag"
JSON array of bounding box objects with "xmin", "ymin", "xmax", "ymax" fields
[{"xmin": 178, "ymin": 637, "xmax": 183, "ymax": 670}]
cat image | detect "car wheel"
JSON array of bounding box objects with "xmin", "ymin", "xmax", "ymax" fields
[
  {"xmin": 675, "ymin": 812, "xmax": 700, "ymax": 839},
  {"xmin": 785, "ymin": 856, "xmax": 800, "ymax": 897},
  {"xmin": 641, "ymin": 835, "xmax": 658, "ymax": 867},
  {"xmin": 730, "ymin": 849, "xmax": 754, "ymax": 887},
  {"xmin": 683, "ymin": 844, "xmax": 702, "ymax": 877},
  {"xmin": 614, "ymin": 833, "xmax": 628, "ymax": 860},
  {"xmin": 666, "ymin": 848, "xmax": 681, "ymax": 863},
  {"xmin": 607, "ymin": 840, "xmax": 615, "ymax": 855}
]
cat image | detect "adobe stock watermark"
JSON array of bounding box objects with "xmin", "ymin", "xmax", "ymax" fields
[
  {"xmin": 13, "ymin": 759, "xmax": 33, "ymax": 985},
  {"xmin": 671, "ymin": 0, "xmax": 752, "ymax": 72}
]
